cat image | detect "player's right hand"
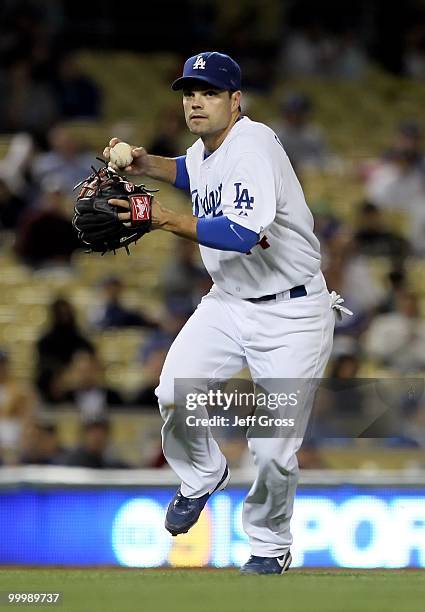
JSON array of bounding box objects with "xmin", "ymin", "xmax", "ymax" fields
[{"xmin": 103, "ymin": 138, "xmax": 150, "ymax": 176}]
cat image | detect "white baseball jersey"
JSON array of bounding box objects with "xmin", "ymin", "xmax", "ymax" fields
[{"xmin": 185, "ymin": 116, "xmax": 321, "ymax": 298}]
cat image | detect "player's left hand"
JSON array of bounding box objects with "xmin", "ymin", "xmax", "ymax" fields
[
  {"xmin": 72, "ymin": 165, "xmax": 155, "ymax": 254},
  {"xmin": 109, "ymin": 197, "xmax": 166, "ymax": 229},
  {"xmin": 107, "ymin": 198, "xmax": 131, "ymax": 219}
]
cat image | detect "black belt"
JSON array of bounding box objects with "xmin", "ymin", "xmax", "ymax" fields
[{"xmin": 247, "ymin": 285, "xmax": 307, "ymax": 303}]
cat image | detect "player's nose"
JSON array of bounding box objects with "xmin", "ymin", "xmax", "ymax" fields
[{"xmin": 191, "ymin": 93, "xmax": 203, "ymax": 108}]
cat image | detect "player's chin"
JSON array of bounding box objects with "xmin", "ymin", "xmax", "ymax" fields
[{"xmin": 188, "ymin": 120, "xmax": 209, "ymax": 135}]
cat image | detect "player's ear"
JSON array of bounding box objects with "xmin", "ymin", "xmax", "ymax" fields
[{"xmin": 230, "ymin": 91, "xmax": 241, "ymax": 113}]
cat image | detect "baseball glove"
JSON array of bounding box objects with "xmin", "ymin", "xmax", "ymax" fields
[{"xmin": 72, "ymin": 162, "xmax": 156, "ymax": 254}]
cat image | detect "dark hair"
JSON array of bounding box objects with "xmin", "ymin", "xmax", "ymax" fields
[
  {"xmin": 361, "ymin": 201, "xmax": 379, "ymax": 214},
  {"xmin": 330, "ymin": 354, "xmax": 359, "ymax": 378},
  {"xmin": 388, "ymin": 269, "xmax": 406, "ymax": 287}
]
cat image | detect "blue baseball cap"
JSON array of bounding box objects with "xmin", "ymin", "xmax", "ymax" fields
[{"xmin": 171, "ymin": 52, "xmax": 241, "ymax": 92}]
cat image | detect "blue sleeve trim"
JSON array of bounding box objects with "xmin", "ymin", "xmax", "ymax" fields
[
  {"xmin": 196, "ymin": 216, "xmax": 259, "ymax": 253},
  {"xmin": 173, "ymin": 156, "xmax": 190, "ymax": 192}
]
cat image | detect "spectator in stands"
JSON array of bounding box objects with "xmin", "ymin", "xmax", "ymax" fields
[
  {"xmin": 0, "ymin": 132, "xmax": 35, "ymax": 199},
  {"xmin": 61, "ymin": 416, "xmax": 130, "ymax": 469},
  {"xmin": 329, "ymin": 352, "xmax": 360, "ymax": 380},
  {"xmin": 0, "ymin": 1, "xmax": 58, "ymax": 76},
  {"xmin": 311, "ymin": 201, "xmax": 341, "ymax": 244},
  {"xmin": 132, "ymin": 335, "xmax": 170, "ymax": 409},
  {"xmin": 403, "ymin": 23, "xmax": 425, "ymax": 79},
  {"xmin": 61, "ymin": 351, "xmax": 125, "ymax": 418},
  {"xmin": 354, "ymin": 201, "xmax": 409, "ymax": 259},
  {"xmin": 132, "ymin": 296, "xmax": 197, "ymax": 410},
  {"xmin": 322, "ymin": 228, "xmax": 384, "ymax": 335},
  {"xmin": 0, "ymin": 58, "xmax": 58, "ymax": 134},
  {"xmin": 392, "ymin": 121, "xmax": 424, "ymax": 170},
  {"xmin": 363, "ymin": 291, "xmax": 425, "ymax": 373},
  {"xmin": 272, "ymin": 92, "xmax": 329, "ymax": 173},
  {"xmin": 363, "ymin": 120, "xmax": 424, "ymax": 185},
  {"xmin": 14, "ymin": 177, "xmax": 80, "ymax": 269},
  {"xmin": 31, "ymin": 124, "xmax": 94, "ymax": 196},
  {"xmin": 280, "ymin": 22, "xmax": 368, "ymax": 81},
  {"xmin": 364, "ymin": 121, "xmax": 425, "ymax": 255},
  {"xmin": 328, "ymin": 353, "xmax": 364, "ymax": 423},
  {"xmin": 307, "ymin": 351, "xmax": 364, "ymax": 443},
  {"xmin": 0, "ymin": 348, "xmax": 36, "ymax": 465},
  {"xmin": 20, "ymin": 418, "xmax": 66, "ymax": 465},
  {"xmin": 160, "ymin": 238, "xmax": 212, "ymax": 315},
  {"xmin": 280, "ymin": 24, "xmax": 335, "ymax": 78},
  {"xmin": 152, "ymin": 297, "xmax": 193, "ymax": 350},
  {"xmin": 53, "ymin": 53, "xmax": 102, "ymax": 120},
  {"xmin": 377, "ymin": 268, "xmax": 408, "ymax": 314},
  {"xmin": 149, "ymin": 110, "xmax": 185, "ymax": 157},
  {"xmin": 89, "ymin": 275, "xmax": 158, "ymax": 330},
  {"xmin": 131, "ymin": 290, "xmax": 197, "ymax": 410},
  {"xmin": 0, "ymin": 176, "xmax": 28, "ymax": 231},
  {"xmin": 333, "ymin": 29, "xmax": 368, "ymax": 80},
  {"xmin": 36, "ymin": 297, "xmax": 95, "ymax": 404}
]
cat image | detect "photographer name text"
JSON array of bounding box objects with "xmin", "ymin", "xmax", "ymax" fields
[{"xmin": 186, "ymin": 415, "xmax": 295, "ymax": 427}]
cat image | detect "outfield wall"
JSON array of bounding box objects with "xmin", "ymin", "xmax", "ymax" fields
[{"xmin": 0, "ymin": 467, "xmax": 424, "ymax": 568}]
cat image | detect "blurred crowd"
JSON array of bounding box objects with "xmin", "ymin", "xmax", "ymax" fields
[
  {"xmin": 0, "ymin": 0, "xmax": 424, "ymax": 470},
  {"xmin": 0, "ymin": 235, "xmax": 212, "ymax": 468},
  {"xmin": 0, "ymin": 100, "xmax": 423, "ymax": 468}
]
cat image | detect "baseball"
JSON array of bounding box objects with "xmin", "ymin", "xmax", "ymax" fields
[{"xmin": 109, "ymin": 142, "xmax": 133, "ymax": 168}]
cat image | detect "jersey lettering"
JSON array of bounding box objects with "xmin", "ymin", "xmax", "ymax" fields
[
  {"xmin": 192, "ymin": 184, "xmax": 223, "ymax": 217},
  {"xmin": 233, "ymin": 182, "xmax": 254, "ymax": 211}
]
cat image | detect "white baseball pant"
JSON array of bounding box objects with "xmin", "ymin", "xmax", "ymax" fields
[{"xmin": 156, "ymin": 271, "xmax": 335, "ymax": 557}]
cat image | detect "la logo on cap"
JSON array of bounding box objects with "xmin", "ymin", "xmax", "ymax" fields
[{"xmin": 193, "ymin": 55, "xmax": 206, "ymax": 69}]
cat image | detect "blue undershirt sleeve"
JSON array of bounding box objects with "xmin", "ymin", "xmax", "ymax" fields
[
  {"xmin": 196, "ymin": 215, "xmax": 259, "ymax": 253},
  {"xmin": 173, "ymin": 156, "xmax": 190, "ymax": 192}
]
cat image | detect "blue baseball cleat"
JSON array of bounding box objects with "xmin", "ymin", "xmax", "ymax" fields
[
  {"xmin": 165, "ymin": 465, "xmax": 230, "ymax": 536},
  {"xmin": 240, "ymin": 550, "xmax": 292, "ymax": 575}
]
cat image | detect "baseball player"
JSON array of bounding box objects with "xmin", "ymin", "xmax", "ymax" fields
[{"xmin": 104, "ymin": 51, "xmax": 351, "ymax": 574}]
